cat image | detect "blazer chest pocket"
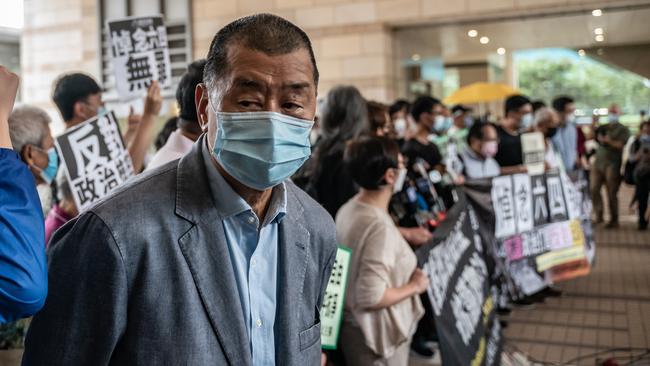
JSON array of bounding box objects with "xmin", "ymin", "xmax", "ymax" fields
[{"xmin": 299, "ymin": 322, "xmax": 321, "ymax": 351}]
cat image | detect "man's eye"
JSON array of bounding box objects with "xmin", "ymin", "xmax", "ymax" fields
[
  {"xmin": 282, "ymin": 102, "xmax": 302, "ymax": 110},
  {"xmin": 239, "ymin": 101, "xmax": 261, "ymax": 109}
]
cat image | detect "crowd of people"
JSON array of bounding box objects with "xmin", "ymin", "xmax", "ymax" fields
[{"xmin": 0, "ymin": 12, "xmax": 649, "ymax": 366}]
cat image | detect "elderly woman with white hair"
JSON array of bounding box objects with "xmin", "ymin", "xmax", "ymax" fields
[
  {"xmin": 8, "ymin": 105, "xmax": 58, "ymax": 215},
  {"xmin": 533, "ymin": 106, "xmax": 564, "ymax": 170}
]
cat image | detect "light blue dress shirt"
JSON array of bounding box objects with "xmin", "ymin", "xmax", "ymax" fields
[
  {"xmin": 551, "ymin": 121, "xmax": 577, "ymax": 171},
  {"xmin": 202, "ymin": 143, "xmax": 285, "ymax": 365}
]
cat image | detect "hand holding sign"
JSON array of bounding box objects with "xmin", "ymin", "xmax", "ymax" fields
[
  {"xmin": 143, "ymin": 80, "xmax": 162, "ymax": 117},
  {"xmin": 409, "ymin": 268, "xmax": 429, "ymax": 294}
]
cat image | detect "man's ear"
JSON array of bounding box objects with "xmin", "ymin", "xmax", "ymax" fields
[
  {"xmin": 20, "ymin": 144, "xmax": 34, "ymax": 164},
  {"xmin": 73, "ymin": 101, "xmax": 87, "ymax": 121},
  {"xmin": 384, "ymin": 167, "xmax": 397, "ymax": 186},
  {"xmin": 195, "ymin": 83, "xmax": 209, "ymax": 133}
]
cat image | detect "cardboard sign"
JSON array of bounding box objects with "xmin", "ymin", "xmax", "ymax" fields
[
  {"xmin": 521, "ymin": 132, "xmax": 545, "ymax": 175},
  {"xmin": 321, "ymin": 246, "xmax": 352, "ymax": 350},
  {"xmin": 55, "ymin": 111, "xmax": 134, "ymax": 212},
  {"xmin": 107, "ymin": 15, "xmax": 172, "ymax": 100}
]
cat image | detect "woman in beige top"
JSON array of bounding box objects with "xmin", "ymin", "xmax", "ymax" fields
[{"xmin": 336, "ymin": 136, "xmax": 428, "ymax": 366}]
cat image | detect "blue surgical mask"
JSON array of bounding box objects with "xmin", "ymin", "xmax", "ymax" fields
[
  {"xmin": 520, "ymin": 113, "xmax": 534, "ymax": 130},
  {"xmin": 434, "ymin": 116, "xmax": 452, "ymax": 133},
  {"xmin": 464, "ymin": 115, "xmax": 474, "ymax": 129},
  {"xmin": 641, "ymin": 135, "xmax": 650, "ymax": 143},
  {"xmin": 212, "ymin": 111, "xmax": 313, "ymax": 191},
  {"xmin": 608, "ymin": 114, "xmax": 619, "ymax": 123},
  {"xmin": 33, "ymin": 147, "xmax": 59, "ymax": 184},
  {"xmin": 97, "ymin": 106, "xmax": 108, "ymax": 117}
]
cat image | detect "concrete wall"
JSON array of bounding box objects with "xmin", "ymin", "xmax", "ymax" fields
[{"xmin": 21, "ymin": 0, "xmax": 99, "ymax": 128}]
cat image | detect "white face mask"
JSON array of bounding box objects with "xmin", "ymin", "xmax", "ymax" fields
[
  {"xmin": 520, "ymin": 113, "xmax": 534, "ymax": 130},
  {"xmin": 393, "ymin": 118, "xmax": 407, "ymax": 137},
  {"xmin": 393, "ymin": 168, "xmax": 408, "ymax": 193}
]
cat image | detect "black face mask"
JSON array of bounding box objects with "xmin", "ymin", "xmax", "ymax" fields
[{"xmin": 545, "ymin": 127, "xmax": 558, "ymax": 138}]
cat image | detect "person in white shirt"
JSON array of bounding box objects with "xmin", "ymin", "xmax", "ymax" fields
[{"xmin": 146, "ymin": 60, "xmax": 205, "ymax": 170}]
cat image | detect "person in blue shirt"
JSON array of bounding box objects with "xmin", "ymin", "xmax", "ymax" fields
[{"xmin": 0, "ymin": 66, "xmax": 48, "ymax": 324}]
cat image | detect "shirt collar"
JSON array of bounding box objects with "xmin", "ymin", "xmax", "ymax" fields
[{"xmin": 201, "ymin": 139, "xmax": 287, "ymax": 224}]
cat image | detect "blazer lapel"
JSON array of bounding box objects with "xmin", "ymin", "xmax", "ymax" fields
[
  {"xmin": 275, "ymin": 189, "xmax": 310, "ymax": 361},
  {"xmin": 175, "ymin": 137, "xmax": 252, "ymax": 366}
]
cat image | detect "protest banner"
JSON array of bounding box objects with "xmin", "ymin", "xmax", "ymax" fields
[
  {"xmin": 107, "ymin": 15, "xmax": 172, "ymax": 100},
  {"xmin": 490, "ymin": 170, "xmax": 594, "ymax": 295},
  {"xmin": 321, "ymin": 246, "xmax": 352, "ymax": 350},
  {"xmin": 55, "ymin": 111, "xmax": 134, "ymax": 212},
  {"xmin": 417, "ymin": 194, "xmax": 502, "ymax": 366}
]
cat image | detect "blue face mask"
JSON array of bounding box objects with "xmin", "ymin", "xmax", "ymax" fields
[
  {"xmin": 33, "ymin": 147, "xmax": 59, "ymax": 184},
  {"xmin": 520, "ymin": 113, "xmax": 534, "ymax": 131},
  {"xmin": 212, "ymin": 111, "xmax": 313, "ymax": 191},
  {"xmin": 464, "ymin": 115, "xmax": 474, "ymax": 129},
  {"xmin": 641, "ymin": 135, "xmax": 650, "ymax": 143},
  {"xmin": 434, "ymin": 116, "xmax": 453, "ymax": 133}
]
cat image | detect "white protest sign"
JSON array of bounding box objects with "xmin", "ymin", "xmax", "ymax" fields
[
  {"xmin": 521, "ymin": 132, "xmax": 545, "ymax": 175},
  {"xmin": 107, "ymin": 15, "xmax": 172, "ymax": 100}
]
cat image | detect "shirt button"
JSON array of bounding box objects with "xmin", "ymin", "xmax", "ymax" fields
[
  {"xmin": 251, "ymin": 258, "xmax": 257, "ymax": 267},
  {"xmin": 256, "ymin": 318, "xmax": 262, "ymax": 328},
  {"xmin": 247, "ymin": 216, "xmax": 255, "ymax": 224}
]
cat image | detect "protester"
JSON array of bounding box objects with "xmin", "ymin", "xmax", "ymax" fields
[
  {"xmin": 147, "ymin": 59, "xmax": 206, "ymax": 170},
  {"xmin": 590, "ymin": 104, "xmax": 631, "ymax": 228},
  {"xmin": 154, "ymin": 116, "xmax": 179, "ymax": 151},
  {"xmin": 531, "ymin": 100, "xmax": 546, "ymax": 113},
  {"xmin": 402, "ymin": 96, "xmax": 444, "ymax": 174},
  {"xmin": 367, "ymin": 101, "xmax": 390, "ymax": 137},
  {"xmin": 306, "ymin": 85, "xmax": 368, "ymax": 217},
  {"xmin": 44, "ymin": 170, "xmax": 78, "ymax": 244},
  {"xmin": 0, "ymin": 66, "xmax": 47, "ymax": 323},
  {"xmin": 456, "ymin": 121, "xmax": 501, "ymax": 179},
  {"xmin": 51, "ymin": 72, "xmax": 162, "ymax": 172},
  {"xmin": 23, "ymin": 14, "xmax": 337, "ymax": 365},
  {"xmin": 628, "ymin": 121, "xmax": 650, "ymax": 230},
  {"xmin": 533, "ymin": 107, "xmax": 563, "ymax": 170},
  {"xmin": 337, "ymin": 136, "xmax": 427, "ymax": 366},
  {"xmin": 389, "ymin": 99, "xmax": 412, "ymax": 141},
  {"xmin": 551, "ymin": 96, "xmax": 583, "ymax": 171},
  {"xmin": 494, "ymin": 95, "xmax": 532, "ymax": 174},
  {"xmin": 7, "ymin": 105, "xmax": 57, "ymax": 216}
]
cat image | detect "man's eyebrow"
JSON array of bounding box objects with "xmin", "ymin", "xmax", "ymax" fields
[
  {"xmin": 233, "ymin": 78, "xmax": 264, "ymax": 91},
  {"xmin": 282, "ymin": 82, "xmax": 311, "ymax": 91}
]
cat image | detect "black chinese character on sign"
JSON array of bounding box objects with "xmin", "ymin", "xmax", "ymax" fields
[
  {"xmin": 114, "ymin": 156, "xmax": 132, "ymax": 181},
  {"xmin": 99, "ymin": 166, "xmax": 120, "ymax": 195},
  {"xmin": 111, "ymin": 30, "xmax": 133, "ymax": 57},
  {"xmin": 322, "ymin": 292, "xmax": 339, "ymax": 318},
  {"xmin": 531, "ymin": 175, "xmax": 549, "ymax": 226},
  {"xmin": 155, "ymin": 49, "xmax": 167, "ymax": 85},
  {"xmin": 126, "ymin": 55, "xmax": 153, "ymax": 91},
  {"xmin": 74, "ymin": 176, "xmax": 100, "ymax": 206}
]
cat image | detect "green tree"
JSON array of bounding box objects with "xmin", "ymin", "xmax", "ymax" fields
[{"xmin": 517, "ymin": 56, "xmax": 650, "ymax": 115}]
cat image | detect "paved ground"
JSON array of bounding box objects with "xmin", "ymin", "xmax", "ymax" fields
[{"xmin": 503, "ymin": 184, "xmax": 650, "ymax": 365}]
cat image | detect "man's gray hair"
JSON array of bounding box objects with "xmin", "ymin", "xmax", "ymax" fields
[
  {"xmin": 8, "ymin": 105, "xmax": 52, "ymax": 152},
  {"xmin": 534, "ymin": 107, "xmax": 556, "ymax": 128},
  {"xmin": 203, "ymin": 13, "xmax": 318, "ymax": 93}
]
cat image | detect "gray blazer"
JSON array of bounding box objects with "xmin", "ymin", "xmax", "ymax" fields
[{"xmin": 23, "ymin": 136, "xmax": 337, "ymax": 365}]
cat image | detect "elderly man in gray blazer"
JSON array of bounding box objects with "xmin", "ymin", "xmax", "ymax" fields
[{"xmin": 23, "ymin": 14, "xmax": 337, "ymax": 366}]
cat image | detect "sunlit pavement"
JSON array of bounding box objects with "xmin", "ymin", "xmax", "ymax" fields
[{"xmin": 502, "ymin": 183, "xmax": 650, "ymax": 365}]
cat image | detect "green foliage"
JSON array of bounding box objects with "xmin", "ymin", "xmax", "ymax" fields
[{"xmin": 517, "ymin": 56, "xmax": 650, "ymax": 114}]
